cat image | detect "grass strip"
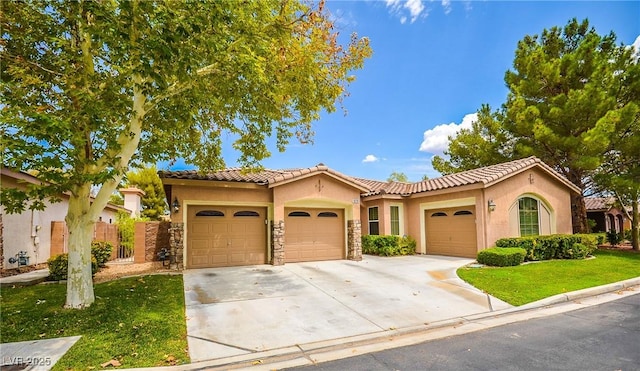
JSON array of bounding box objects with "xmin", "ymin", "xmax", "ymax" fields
[{"xmin": 457, "ymin": 249, "xmax": 640, "ymax": 306}]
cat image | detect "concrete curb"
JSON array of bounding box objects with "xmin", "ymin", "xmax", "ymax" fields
[
  {"xmin": 516, "ymin": 276, "xmax": 640, "ymax": 310},
  {"xmin": 122, "ymin": 279, "xmax": 640, "ymax": 371}
]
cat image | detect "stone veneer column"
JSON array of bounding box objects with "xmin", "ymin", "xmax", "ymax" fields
[
  {"xmin": 169, "ymin": 222, "xmax": 184, "ymax": 270},
  {"xmin": 272, "ymin": 220, "xmax": 285, "ymax": 266},
  {"xmin": 347, "ymin": 220, "xmax": 362, "ymax": 261}
]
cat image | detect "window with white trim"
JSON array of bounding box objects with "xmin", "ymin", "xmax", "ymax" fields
[
  {"xmin": 368, "ymin": 207, "xmax": 379, "ymax": 235},
  {"xmin": 390, "ymin": 205, "xmax": 400, "ymax": 235},
  {"xmin": 519, "ymin": 197, "xmax": 539, "ymax": 236}
]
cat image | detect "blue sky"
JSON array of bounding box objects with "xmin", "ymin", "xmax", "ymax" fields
[{"xmin": 166, "ymin": 0, "xmax": 640, "ymax": 182}]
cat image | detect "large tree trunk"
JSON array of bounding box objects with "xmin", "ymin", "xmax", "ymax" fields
[
  {"xmin": 570, "ymin": 193, "xmax": 589, "ymax": 234},
  {"xmin": 64, "ymin": 184, "xmax": 96, "ymax": 309},
  {"xmin": 566, "ymin": 170, "xmax": 589, "ymax": 234}
]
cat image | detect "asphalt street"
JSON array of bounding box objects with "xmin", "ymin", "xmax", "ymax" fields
[{"xmin": 287, "ymin": 292, "xmax": 640, "ymax": 371}]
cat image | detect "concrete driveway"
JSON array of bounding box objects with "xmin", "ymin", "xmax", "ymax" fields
[{"xmin": 183, "ymin": 255, "xmax": 511, "ymax": 363}]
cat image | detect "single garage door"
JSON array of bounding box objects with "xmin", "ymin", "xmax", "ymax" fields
[
  {"xmin": 285, "ymin": 208, "xmax": 345, "ymax": 263},
  {"xmin": 425, "ymin": 206, "xmax": 477, "ymax": 258},
  {"xmin": 187, "ymin": 205, "xmax": 267, "ymax": 268}
]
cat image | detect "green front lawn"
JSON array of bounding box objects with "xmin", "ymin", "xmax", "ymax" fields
[
  {"xmin": 457, "ymin": 249, "xmax": 640, "ymax": 306},
  {"xmin": 1, "ymin": 275, "xmax": 188, "ymax": 370}
]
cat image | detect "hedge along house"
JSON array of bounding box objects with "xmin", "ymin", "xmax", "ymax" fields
[{"xmin": 159, "ymin": 156, "xmax": 580, "ymax": 269}]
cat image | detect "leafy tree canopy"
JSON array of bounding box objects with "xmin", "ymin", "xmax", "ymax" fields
[
  {"xmin": 1, "ymin": 0, "xmax": 371, "ymax": 308},
  {"xmin": 125, "ymin": 165, "xmax": 167, "ymax": 220},
  {"xmin": 387, "ymin": 171, "xmax": 409, "ymax": 182},
  {"xmin": 432, "ymin": 18, "xmax": 639, "ymax": 233}
]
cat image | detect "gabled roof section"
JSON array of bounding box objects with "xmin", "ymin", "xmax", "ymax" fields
[
  {"xmin": 359, "ymin": 157, "xmax": 581, "ymax": 197},
  {"xmin": 352, "ymin": 178, "xmax": 412, "ymax": 196},
  {"xmin": 158, "ymin": 168, "xmax": 288, "ymax": 184},
  {"xmin": 585, "ymin": 197, "xmax": 615, "ymax": 211},
  {"xmin": 158, "ymin": 164, "xmax": 371, "ymax": 192},
  {"xmin": 158, "ymin": 157, "xmax": 580, "ymax": 197}
]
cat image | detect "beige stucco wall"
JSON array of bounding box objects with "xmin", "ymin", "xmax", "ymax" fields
[
  {"xmin": 272, "ymin": 174, "xmax": 361, "ymax": 221},
  {"xmin": 360, "ymin": 198, "xmax": 407, "ymax": 236},
  {"xmin": 1, "ymin": 174, "xmax": 120, "ymax": 268},
  {"xmin": 483, "ymin": 167, "xmax": 574, "ymax": 247},
  {"xmin": 363, "ymin": 168, "xmax": 575, "ymax": 256}
]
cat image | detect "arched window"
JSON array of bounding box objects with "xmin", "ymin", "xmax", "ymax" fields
[
  {"xmin": 196, "ymin": 210, "xmax": 224, "ymax": 217},
  {"xmin": 518, "ymin": 197, "xmax": 539, "ymax": 236},
  {"xmin": 288, "ymin": 211, "xmax": 311, "ymax": 217},
  {"xmin": 431, "ymin": 212, "xmax": 448, "ymax": 217},
  {"xmin": 318, "ymin": 212, "xmax": 338, "ymax": 217},
  {"xmin": 234, "ymin": 210, "xmax": 260, "ymax": 217},
  {"xmin": 454, "ymin": 210, "xmax": 473, "ymax": 216}
]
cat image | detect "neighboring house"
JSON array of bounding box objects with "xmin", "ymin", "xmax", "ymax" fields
[
  {"xmin": 159, "ymin": 156, "xmax": 580, "ymax": 269},
  {"xmin": 585, "ymin": 197, "xmax": 631, "ymax": 233},
  {"xmin": 0, "ymin": 168, "xmax": 134, "ymax": 270}
]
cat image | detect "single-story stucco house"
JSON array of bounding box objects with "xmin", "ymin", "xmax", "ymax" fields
[
  {"xmin": 159, "ymin": 156, "xmax": 580, "ymax": 269},
  {"xmin": 585, "ymin": 197, "xmax": 631, "ymax": 234},
  {"xmin": 0, "ymin": 168, "xmax": 139, "ymax": 270}
]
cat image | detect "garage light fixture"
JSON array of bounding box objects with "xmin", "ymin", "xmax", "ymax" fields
[
  {"xmin": 172, "ymin": 197, "xmax": 180, "ymax": 214},
  {"xmin": 488, "ymin": 199, "xmax": 496, "ymax": 212}
]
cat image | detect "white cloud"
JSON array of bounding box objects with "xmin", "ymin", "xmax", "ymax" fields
[
  {"xmin": 362, "ymin": 154, "xmax": 380, "ymax": 163},
  {"xmin": 385, "ymin": 0, "xmax": 427, "ymax": 24},
  {"xmin": 418, "ymin": 113, "xmax": 478, "ymax": 154},
  {"xmin": 405, "ymin": 0, "xmax": 425, "ymax": 22},
  {"xmin": 441, "ymin": 0, "xmax": 452, "ymax": 14}
]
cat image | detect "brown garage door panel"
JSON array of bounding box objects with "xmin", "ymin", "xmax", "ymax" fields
[
  {"xmin": 285, "ymin": 208, "xmax": 345, "ymax": 263},
  {"xmin": 187, "ymin": 206, "xmax": 267, "ymax": 268},
  {"xmin": 425, "ymin": 207, "xmax": 477, "ymax": 258}
]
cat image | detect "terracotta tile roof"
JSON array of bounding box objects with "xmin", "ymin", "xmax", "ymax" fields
[
  {"xmin": 584, "ymin": 197, "xmax": 614, "ymax": 211},
  {"xmin": 359, "ymin": 156, "xmax": 580, "ymax": 197},
  {"xmin": 158, "ymin": 168, "xmax": 288, "ymax": 184},
  {"xmin": 159, "ymin": 156, "xmax": 580, "ymax": 197},
  {"xmin": 158, "ymin": 163, "xmax": 371, "ymax": 191},
  {"xmin": 352, "ymin": 178, "xmax": 412, "ymax": 196}
]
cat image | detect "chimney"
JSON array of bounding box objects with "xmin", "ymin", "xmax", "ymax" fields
[{"xmin": 119, "ymin": 187, "xmax": 145, "ymax": 217}]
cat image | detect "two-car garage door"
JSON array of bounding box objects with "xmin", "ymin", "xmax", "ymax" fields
[
  {"xmin": 187, "ymin": 205, "xmax": 345, "ymax": 268},
  {"xmin": 425, "ymin": 206, "xmax": 477, "ymax": 258}
]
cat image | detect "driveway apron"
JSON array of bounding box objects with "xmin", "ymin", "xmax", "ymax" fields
[{"xmin": 182, "ymin": 255, "xmax": 511, "ymax": 363}]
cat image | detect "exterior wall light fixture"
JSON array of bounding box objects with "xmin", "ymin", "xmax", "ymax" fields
[
  {"xmin": 488, "ymin": 199, "xmax": 496, "ymax": 212},
  {"xmin": 172, "ymin": 197, "xmax": 180, "ymax": 214}
]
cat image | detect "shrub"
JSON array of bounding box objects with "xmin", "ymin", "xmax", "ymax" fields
[
  {"xmin": 607, "ymin": 231, "xmax": 622, "ymax": 246},
  {"xmin": 567, "ymin": 243, "xmax": 592, "ymax": 259},
  {"xmin": 592, "ymin": 233, "xmax": 606, "ymax": 245},
  {"xmin": 91, "ymin": 241, "xmax": 113, "ymax": 267},
  {"xmin": 48, "ymin": 254, "xmax": 98, "ymax": 281},
  {"xmin": 362, "ymin": 235, "xmax": 416, "ymax": 256},
  {"xmin": 477, "ymin": 247, "xmax": 526, "ymax": 267},
  {"xmin": 495, "ymin": 234, "xmax": 597, "ymax": 261}
]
